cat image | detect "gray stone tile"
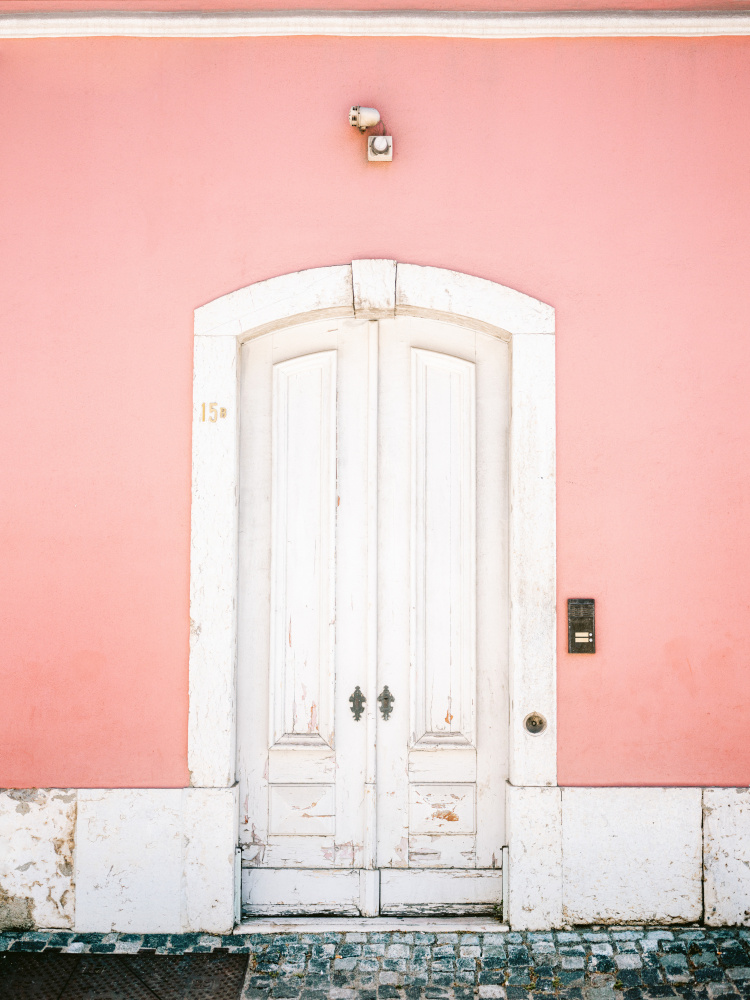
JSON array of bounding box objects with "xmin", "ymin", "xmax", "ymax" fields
[
  {"xmin": 662, "ymin": 957, "xmax": 689, "ymax": 971},
  {"xmin": 563, "ymin": 958, "xmax": 586, "ymax": 971},
  {"xmin": 380, "ymin": 971, "xmax": 403, "ymax": 985},
  {"xmin": 707, "ymin": 985, "xmax": 738, "ymax": 999},
  {"xmin": 334, "ymin": 958, "xmax": 359, "ymax": 972},
  {"xmin": 387, "ymin": 944, "xmax": 411, "ymax": 959},
  {"xmin": 616, "ymin": 955, "xmax": 643, "ymax": 970},
  {"xmin": 384, "ymin": 959, "xmax": 407, "ymax": 973},
  {"xmin": 584, "ymin": 989, "xmax": 617, "ymax": 1000},
  {"xmin": 693, "ymin": 953, "xmax": 719, "ymax": 968}
]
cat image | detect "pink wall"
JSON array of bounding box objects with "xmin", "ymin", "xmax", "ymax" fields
[{"xmin": 1, "ymin": 35, "xmax": 749, "ymax": 787}]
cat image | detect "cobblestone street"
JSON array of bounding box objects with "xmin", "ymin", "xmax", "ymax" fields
[{"xmin": 3, "ymin": 926, "xmax": 750, "ymax": 1000}]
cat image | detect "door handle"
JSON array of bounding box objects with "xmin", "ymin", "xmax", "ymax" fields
[{"xmin": 378, "ymin": 686, "xmax": 395, "ymax": 720}]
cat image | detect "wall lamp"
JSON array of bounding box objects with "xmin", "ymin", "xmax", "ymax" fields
[{"xmin": 349, "ymin": 106, "xmax": 393, "ymax": 162}]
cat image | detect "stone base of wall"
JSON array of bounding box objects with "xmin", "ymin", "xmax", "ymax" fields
[
  {"xmin": 507, "ymin": 785, "xmax": 750, "ymax": 929},
  {"xmin": 0, "ymin": 787, "xmax": 238, "ymax": 934},
  {"xmin": 0, "ymin": 784, "xmax": 747, "ymax": 933}
]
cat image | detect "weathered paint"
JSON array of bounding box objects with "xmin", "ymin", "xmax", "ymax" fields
[
  {"xmin": 0, "ymin": 788, "xmax": 76, "ymax": 930},
  {"xmin": 3, "ymin": 784, "xmax": 750, "ymax": 930}
]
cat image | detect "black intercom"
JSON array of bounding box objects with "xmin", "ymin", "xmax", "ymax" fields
[{"xmin": 568, "ymin": 598, "xmax": 595, "ymax": 653}]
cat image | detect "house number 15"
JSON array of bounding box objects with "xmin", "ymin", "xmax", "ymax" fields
[{"xmin": 200, "ymin": 403, "xmax": 227, "ymax": 422}]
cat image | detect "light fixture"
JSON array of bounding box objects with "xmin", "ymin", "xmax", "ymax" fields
[{"xmin": 349, "ymin": 105, "xmax": 393, "ymax": 162}]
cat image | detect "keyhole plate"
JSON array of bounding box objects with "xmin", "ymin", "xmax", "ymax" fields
[
  {"xmin": 378, "ymin": 685, "xmax": 395, "ymax": 720},
  {"xmin": 349, "ymin": 686, "xmax": 365, "ymax": 721}
]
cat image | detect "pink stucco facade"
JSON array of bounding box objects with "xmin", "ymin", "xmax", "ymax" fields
[{"xmin": 2, "ymin": 29, "xmax": 750, "ymax": 793}]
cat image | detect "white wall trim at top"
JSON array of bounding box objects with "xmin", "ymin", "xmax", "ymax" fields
[
  {"xmin": 3, "ymin": 10, "xmax": 750, "ymax": 39},
  {"xmin": 189, "ymin": 260, "xmax": 556, "ymax": 790}
]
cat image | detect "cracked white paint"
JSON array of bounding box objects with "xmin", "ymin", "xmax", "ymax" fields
[
  {"xmin": 0, "ymin": 788, "xmax": 76, "ymax": 930},
  {"xmin": 562, "ymin": 787, "xmax": 702, "ymax": 924},
  {"xmin": 703, "ymin": 787, "xmax": 750, "ymax": 926}
]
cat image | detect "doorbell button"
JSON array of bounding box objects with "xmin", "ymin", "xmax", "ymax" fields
[{"xmin": 524, "ymin": 712, "xmax": 547, "ymax": 735}]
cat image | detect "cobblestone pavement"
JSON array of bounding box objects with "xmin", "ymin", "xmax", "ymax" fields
[{"xmin": 3, "ymin": 927, "xmax": 750, "ymax": 1000}]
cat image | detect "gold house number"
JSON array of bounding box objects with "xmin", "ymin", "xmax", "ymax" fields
[{"xmin": 200, "ymin": 403, "xmax": 227, "ymax": 422}]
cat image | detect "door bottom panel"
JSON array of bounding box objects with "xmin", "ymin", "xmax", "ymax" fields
[
  {"xmin": 244, "ymin": 867, "xmax": 503, "ymax": 917},
  {"xmin": 379, "ymin": 869, "xmax": 503, "ymax": 916},
  {"xmin": 243, "ymin": 869, "xmax": 362, "ymax": 916}
]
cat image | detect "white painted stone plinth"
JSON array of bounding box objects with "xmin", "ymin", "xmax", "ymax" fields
[
  {"xmin": 562, "ymin": 787, "xmax": 702, "ymax": 924},
  {"xmin": 704, "ymin": 787, "xmax": 750, "ymax": 926},
  {"xmin": 506, "ymin": 783, "xmax": 562, "ymax": 929},
  {"xmin": 75, "ymin": 787, "xmax": 238, "ymax": 934},
  {"xmin": 0, "ymin": 788, "xmax": 76, "ymax": 930}
]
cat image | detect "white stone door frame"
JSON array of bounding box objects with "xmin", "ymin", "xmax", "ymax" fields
[{"xmin": 188, "ymin": 259, "xmax": 556, "ymax": 795}]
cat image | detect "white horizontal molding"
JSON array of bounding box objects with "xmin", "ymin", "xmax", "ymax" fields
[{"xmin": 3, "ymin": 10, "xmax": 750, "ymax": 39}]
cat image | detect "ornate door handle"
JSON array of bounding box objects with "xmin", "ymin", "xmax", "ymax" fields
[
  {"xmin": 349, "ymin": 686, "xmax": 365, "ymax": 721},
  {"xmin": 378, "ymin": 686, "xmax": 395, "ymax": 720}
]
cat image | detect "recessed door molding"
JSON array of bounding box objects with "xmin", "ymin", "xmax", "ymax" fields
[{"xmin": 188, "ymin": 259, "xmax": 556, "ymax": 791}]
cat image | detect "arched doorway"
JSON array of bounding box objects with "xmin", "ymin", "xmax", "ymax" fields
[{"xmin": 189, "ymin": 261, "xmax": 556, "ymax": 921}]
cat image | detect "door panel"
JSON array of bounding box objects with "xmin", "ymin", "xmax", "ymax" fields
[
  {"xmin": 411, "ymin": 348, "xmax": 476, "ymax": 747},
  {"xmin": 270, "ymin": 351, "xmax": 336, "ymax": 748},
  {"xmin": 376, "ymin": 317, "xmax": 508, "ymax": 906},
  {"xmin": 243, "ymin": 869, "xmax": 361, "ymax": 916},
  {"xmin": 380, "ymin": 869, "xmax": 503, "ymax": 915},
  {"xmin": 238, "ymin": 316, "xmax": 508, "ymax": 916},
  {"xmin": 409, "ymin": 783, "xmax": 476, "ymax": 835},
  {"xmin": 238, "ymin": 319, "xmax": 371, "ymax": 903}
]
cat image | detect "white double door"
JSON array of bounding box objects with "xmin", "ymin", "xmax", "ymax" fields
[{"xmin": 237, "ymin": 315, "xmax": 509, "ymax": 916}]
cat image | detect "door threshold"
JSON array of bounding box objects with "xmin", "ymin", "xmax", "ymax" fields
[{"xmin": 235, "ymin": 916, "xmax": 509, "ymax": 933}]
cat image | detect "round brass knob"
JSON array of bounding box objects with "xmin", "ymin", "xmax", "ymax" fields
[{"xmin": 524, "ymin": 712, "xmax": 547, "ymax": 735}]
